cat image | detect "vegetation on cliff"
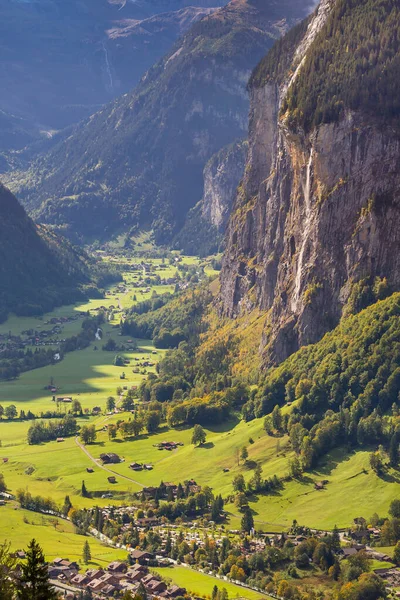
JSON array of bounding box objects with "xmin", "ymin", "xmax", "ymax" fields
[
  {"xmin": 282, "ymin": 0, "xmax": 400, "ymax": 132},
  {"xmin": 242, "ymin": 292, "xmax": 400, "ymax": 469}
]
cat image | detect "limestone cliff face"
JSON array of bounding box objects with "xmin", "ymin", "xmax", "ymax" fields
[
  {"xmin": 201, "ymin": 141, "xmax": 248, "ymax": 230},
  {"xmin": 220, "ymin": 0, "xmax": 400, "ymax": 365}
]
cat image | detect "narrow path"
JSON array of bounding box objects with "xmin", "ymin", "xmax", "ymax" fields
[{"xmin": 74, "ymin": 437, "xmax": 144, "ymax": 488}]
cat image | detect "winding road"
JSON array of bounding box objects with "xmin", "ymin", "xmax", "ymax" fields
[{"xmin": 74, "ymin": 436, "xmax": 144, "ymax": 488}]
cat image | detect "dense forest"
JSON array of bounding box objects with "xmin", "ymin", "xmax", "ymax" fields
[
  {"xmin": 242, "ymin": 292, "xmax": 400, "ymax": 470},
  {"xmin": 282, "ymin": 0, "xmax": 400, "ymax": 132}
]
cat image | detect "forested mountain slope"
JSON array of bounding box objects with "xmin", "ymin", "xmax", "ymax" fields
[
  {"xmin": 220, "ymin": 0, "xmax": 400, "ymax": 365},
  {"xmin": 5, "ymin": 0, "xmax": 313, "ymax": 244},
  {"xmin": 0, "ymin": 184, "xmax": 89, "ymax": 321}
]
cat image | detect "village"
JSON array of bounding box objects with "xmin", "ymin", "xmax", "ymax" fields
[{"xmin": 25, "ymin": 513, "xmax": 400, "ymax": 600}]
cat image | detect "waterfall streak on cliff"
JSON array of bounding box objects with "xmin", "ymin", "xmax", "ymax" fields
[{"xmin": 294, "ymin": 148, "xmax": 314, "ymax": 303}]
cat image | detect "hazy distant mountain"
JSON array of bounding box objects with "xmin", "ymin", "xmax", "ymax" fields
[
  {"xmin": 0, "ymin": 0, "xmax": 223, "ymax": 137},
  {"xmin": 0, "ymin": 183, "xmax": 89, "ymax": 320},
  {"xmin": 7, "ymin": 0, "xmax": 313, "ymax": 244}
]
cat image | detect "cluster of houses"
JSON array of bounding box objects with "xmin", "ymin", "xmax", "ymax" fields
[
  {"xmin": 49, "ymin": 556, "xmax": 187, "ymax": 600},
  {"xmin": 130, "ymin": 462, "xmax": 153, "ymax": 471},
  {"xmin": 142, "ymin": 480, "xmax": 202, "ymax": 501},
  {"xmin": 0, "ymin": 314, "xmax": 84, "ymax": 354},
  {"xmin": 153, "ymin": 441, "xmax": 184, "ymax": 452}
]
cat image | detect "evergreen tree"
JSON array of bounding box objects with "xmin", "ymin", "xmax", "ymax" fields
[
  {"xmin": 15, "ymin": 539, "xmax": 58, "ymax": 600},
  {"xmin": 241, "ymin": 508, "xmax": 254, "ymax": 533},
  {"xmin": 389, "ymin": 432, "xmax": 399, "ymax": 467},
  {"xmin": 137, "ymin": 581, "xmax": 147, "ymax": 600},
  {"xmin": 0, "ymin": 541, "xmax": 17, "ymax": 600},
  {"xmin": 62, "ymin": 495, "xmax": 72, "ymax": 517},
  {"xmin": 331, "ymin": 525, "xmax": 341, "ymax": 552},
  {"xmin": 81, "ymin": 480, "xmax": 89, "ymax": 498},
  {"xmin": 82, "ymin": 540, "xmax": 91, "ymax": 564}
]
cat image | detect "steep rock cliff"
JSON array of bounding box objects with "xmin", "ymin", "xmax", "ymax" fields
[
  {"xmin": 201, "ymin": 140, "xmax": 248, "ymax": 230},
  {"xmin": 220, "ymin": 0, "xmax": 400, "ymax": 365},
  {"xmin": 174, "ymin": 140, "xmax": 247, "ymax": 254}
]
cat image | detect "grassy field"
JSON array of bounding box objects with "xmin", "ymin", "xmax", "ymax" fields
[
  {"xmin": 0, "ymin": 250, "xmax": 398, "ymax": 543},
  {"xmin": 1, "ymin": 410, "xmax": 399, "ymax": 526},
  {"xmin": 0, "ymin": 503, "xmax": 126, "ymax": 567},
  {"xmin": 153, "ymin": 566, "xmax": 269, "ymax": 599}
]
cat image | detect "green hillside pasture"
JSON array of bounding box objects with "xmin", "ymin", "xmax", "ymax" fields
[
  {"xmin": 2, "ymin": 413, "xmax": 399, "ymax": 528},
  {"xmin": 0, "ymin": 337, "xmax": 163, "ymax": 413},
  {"xmin": 0, "ymin": 503, "xmax": 126, "ymax": 567},
  {"xmin": 153, "ymin": 565, "xmax": 269, "ymax": 600},
  {"xmin": 84, "ymin": 420, "xmax": 400, "ymax": 530},
  {"xmin": 0, "ymin": 434, "xmax": 141, "ymax": 508},
  {"xmin": 228, "ymin": 448, "xmax": 400, "ymax": 531},
  {"xmin": 82, "ymin": 418, "xmax": 290, "ymax": 498}
]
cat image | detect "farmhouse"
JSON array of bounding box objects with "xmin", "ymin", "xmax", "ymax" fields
[
  {"xmin": 108, "ymin": 561, "xmax": 127, "ymax": 574},
  {"xmin": 100, "ymin": 453, "xmax": 121, "ymax": 464},
  {"xmin": 130, "ymin": 462, "xmax": 143, "ymax": 471},
  {"xmin": 130, "ymin": 549, "xmax": 154, "ymax": 563}
]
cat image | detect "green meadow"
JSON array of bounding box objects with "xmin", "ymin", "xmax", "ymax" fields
[
  {"xmin": 2, "ymin": 410, "xmax": 398, "ymax": 529},
  {"xmin": 0, "ymin": 503, "xmax": 126, "ymax": 567},
  {"xmin": 153, "ymin": 565, "xmax": 269, "ymax": 599},
  {"xmin": 0, "ymin": 251, "xmax": 398, "ymax": 554}
]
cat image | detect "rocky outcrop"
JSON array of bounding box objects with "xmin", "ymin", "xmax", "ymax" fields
[
  {"xmin": 220, "ymin": 0, "xmax": 400, "ymax": 365},
  {"xmin": 202, "ymin": 140, "xmax": 248, "ymax": 230}
]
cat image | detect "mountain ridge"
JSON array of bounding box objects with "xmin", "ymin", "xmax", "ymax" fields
[
  {"xmin": 4, "ymin": 0, "xmax": 314, "ymax": 244},
  {"xmin": 219, "ymin": 0, "xmax": 400, "ymax": 365}
]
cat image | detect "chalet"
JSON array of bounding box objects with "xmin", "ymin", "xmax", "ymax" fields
[
  {"xmin": 71, "ymin": 574, "xmax": 89, "ymax": 587},
  {"xmin": 130, "ymin": 549, "xmax": 154, "ymax": 563},
  {"xmin": 87, "ymin": 468, "xmax": 94, "ymax": 473},
  {"xmin": 168, "ymin": 585, "xmax": 187, "ymax": 597},
  {"xmin": 108, "ymin": 476, "xmax": 117, "ymax": 484},
  {"xmin": 102, "ymin": 584, "xmax": 117, "ymax": 596},
  {"xmin": 56, "ymin": 438, "xmax": 64, "ymax": 443},
  {"xmin": 340, "ymin": 547, "xmax": 358, "ymax": 559},
  {"xmin": 100, "ymin": 453, "xmax": 121, "ymax": 464},
  {"xmin": 147, "ymin": 579, "xmax": 167, "ymax": 593},
  {"xmin": 143, "ymin": 486, "xmax": 157, "ymax": 498},
  {"xmin": 127, "ymin": 568, "xmax": 146, "ymax": 582},
  {"xmin": 144, "ymin": 464, "xmax": 153, "ymax": 470},
  {"xmin": 53, "ymin": 558, "xmax": 79, "ymax": 570},
  {"xmin": 108, "ymin": 561, "xmax": 128, "ymax": 574},
  {"xmin": 130, "ymin": 462, "xmax": 143, "ymax": 471},
  {"xmin": 92, "ymin": 407, "xmax": 101, "ymax": 415},
  {"xmin": 57, "ymin": 397, "xmax": 72, "ymax": 403},
  {"xmin": 87, "ymin": 579, "xmax": 105, "ymax": 592},
  {"xmin": 85, "ymin": 568, "xmax": 105, "ymax": 582},
  {"xmin": 98, "ymin": 573, "xmax": 120, "ymax": 587}
]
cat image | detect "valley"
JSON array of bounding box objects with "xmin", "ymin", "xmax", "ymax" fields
[
  {"xmin": 1, "ymin": 0, "xmax": 400, "ymax": 599},
  {"xmin": 0, "ymin": 243, "xmax": 399, "ymax": 600}
]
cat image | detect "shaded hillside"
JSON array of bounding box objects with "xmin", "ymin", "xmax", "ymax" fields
[
  {"xmin": 0, "ymin": 184, "xmax": 89, "ymax": 321},
  {"xmin": 220, "ymin": 0, "xmax": 400, "ymax": 364},
  {"xmin": 7, "ymin": 0, "xmax": 313, "ymax": 243},
  {"xmin": 0, "ymin": 0, "xmax": 220, "ymax": 135}
]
